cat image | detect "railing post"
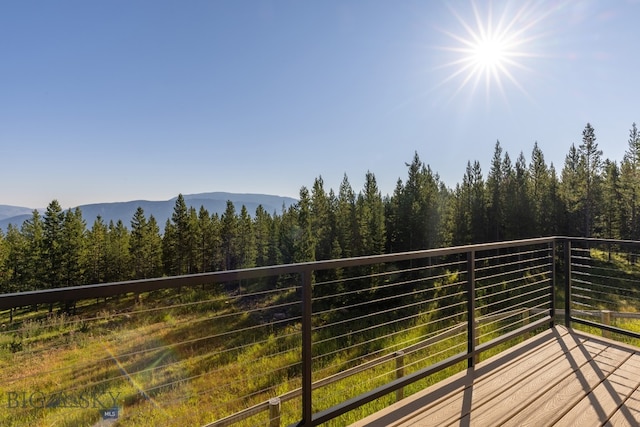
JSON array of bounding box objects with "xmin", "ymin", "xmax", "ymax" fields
[
  {"xmin": 522, "ymin": 308, "xmax": 530, "ymax": 339},
  {"xmin": 564, "ymin": 240, "xmax": 572, "ymax": 329},
  {"xmin": 301, "ymin": 269, "xmax": 313, "ymax": 426},
  {"xmin": 269, "ymin": 397, "xmax": 281, "ymax": 427},
  {"xmin": 550, "ymin": 240, "xmax": 556, "ymax": 328},
  {"xmin": 467, "ymin": 250, "xmax": 476, "ymax": 368},
  {"xmin": 601, "ymin": 310, "xmax": 611, "ymax": 338},
  {"xmin": 395, "ymin": 351, "xmax": 405, "ymax": 402}
]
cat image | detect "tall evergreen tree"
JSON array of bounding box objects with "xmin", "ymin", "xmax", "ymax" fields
[
  {"xmin": 294, "ymin": 187, "xmax": 316, "ymax": 263},
  {"xmin": 620, "ymin": 123, "xmax": 640, "ymax": 240},
  {"xmin": 357, "ymin": 171, "xmax": 386, "ymax": 255},
  {"xmin": 220, "ymin": 201, "xmax": 238, "ymax": 270},
  {"xmin": 130, "ymin": 207, "xmax": 156, "ymax": 279},
  {"xmin": 196, "ymin": 206, "xmax": 215, "ymax": 273},
  {"xmin": 146, "ymin": 215, "xmax": 164, "ymax": 278},
  {"xmin": 311, "ymin": 177, "xmax": 333, "ymax": 261},
  {"xmin": 254, "ymin": 205, "xmax": 273, "ymax": 267},
  {"xmin": 3, "ymin": 225, "xmax": 26, "ymax": 292},
  {"xmin": 106, "ymin": 220, "xmax": 130, "ymax": 282},
  {"xmin": 385, "ymin": 179, "xmax": 404, "ymax": 253},
  {"xmin": 43, "ymin": 200, "xmax": 65, "ymax": 288},
  {"xmin": 560, "ymin": 144, "xmax": 582, "ymax": 236},
  {"xmin": 528, "ymin": 143, "xmax": 555, "ymax": 236},
  {"xmin": 512, "ymin": 151, "xmax": 533, "ymax": 238},
  {"xmin": 170, "ymin": 194, "xmax": 190, "ymax": 275},
  {"xmin": 486, "ymin": 141, "xmax": 505, "ymax": 241},
  {"xmin": 577, "ymin": 123, "xmax": 603, "ymax": 237},
  {"xmin": 21, "ymin": 210, "xmax": 45, "ymax": 290},
  {"xmin": 61, "ymin": 207, "xmax": 86, "ymax": 286},
  {"xmin": 335, "ymin": 174, "xmax": 356, "ymax": 258},
  {"xmin": 237, "ymin": 205, "xmax": 257, "ymax": 269},
  {"xmin": 469, "ymin": 160, "xmax": 487, "ymax": 243},
  {"xmin": 601, "ymin": 160, "xmax": 622, "ymax": 238},
  {"xmin": 86, "ymin": 216, "xmax": 108, "ymax": 283},
  {"xmin": 185, "ymin": 207, "xmax": 199, "ymax": 274}
]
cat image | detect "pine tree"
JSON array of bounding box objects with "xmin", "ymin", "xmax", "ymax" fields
[
  {"xmin": 601, "ymin": 160, "xmax": 621, "ymax": 238},
  {"xmin": 294, "ymin": 187, "xmax": 316, "ymax": 263},
  {"xmin": 162, "ymin": 219, "xmax": 177, "ymax": 275},
  {"xmin": 209, "ymin": 213, "xmax": 223, "ymax": 271},
  {"xmin": 357, "ymin": 171, "xmax": 386, "ymax": 255},
  {"xmin": 469, "ymin": 161, "xmax": 487, "ymax": 243},
  {"xmin": 620, "ymin": 123, "xmax": 640, "ymax": 240},
  {"xmin": 146, "ymin": 215, "xmax": 164, "ymax": 278},
  {"xmin": 220, "ymin": 201, "xmax": 238, "ymax": 270},
  {"xmin": 560, "ymin": 144, "xmax": 581, "ymax": 236},
  {"xmin": 170, "ymin": 194, "xmax": 189, "ymax": 275},
  {"xmin": 237, "ymin": 205, "xmax": 257, "ymax": 269},
  {"xmin": 577, "ymin": 123, "xmax": 603, "ymax": 237},
  {"xmin": 385, "ymin": 179, "xmax": 404, "ymax": 253},
  {"xmin": 106, "ymin": 220, "xmax": 130, "ymax": 282},
  {"xmin": 335, "ymin": 175, "xmax": 356, "ymax": 257},
  {"xmin": 253, "ymin": 205, "xmax": 272, "ymax": 267},
  {"xmin": 513, "ymin": 151, "xmax": 533, "ymax": 238},
  {"xmin": 196, "ymin": 206, "xmax": 215, "ymax": 272},
  {"xmin": 43, "ymin": 200, "xmax": 65, "ymax": 288},
  {"xmin": 61, "ymin": 207, "xmax": 86, "ymax": 286},
  {"xmin": 21, "ymin": 210, "xmax": 45, "ymax": 290},
  {"xmin": 486, "ymin": 141, "xmax": 505, "ymax": 241},
  {"xmin": 3, "ymin": 225, "xmax": 26, "ymax": 292},
  {"xmin": 185, "ymin": 207, "xmax": 199, "ymax": 274},
  {"xmin": 311, "ymin": 177, "xmax": 332, "ymax": 260},
  {"xmin": 86, "ymin": 216, "xmax": 108, "ymax": 283},
  {"xmin": 130, "ymin": 207, "xmax": 150, "ymax": 279},
  {"xmin": 278, "ymin": 206, "xmax": 297, "ymax": 265},
  {"xmin": 528, "ymin": 143, "xmax": 555, "ymax": 236}
]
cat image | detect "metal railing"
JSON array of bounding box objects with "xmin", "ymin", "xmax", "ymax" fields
[
  {"xmin": 563, "ymin": 237, "xmax": 640, "ymax": 342},
  {"xmin": 2, "ymin": 237, "xmax": 639, "ymax": 426}
]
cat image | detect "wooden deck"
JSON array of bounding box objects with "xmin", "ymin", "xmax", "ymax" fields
[{"xmin": 351, "ymin": 326, "xmax": 640, "ymax": 427}]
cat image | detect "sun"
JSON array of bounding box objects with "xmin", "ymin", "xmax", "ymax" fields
[
  {"xmin": 435, "ymin": 1, "xmax": 545, "ymax": 103},
  {"xmin": 473, "ymin": 38, "xmax": 508, "ymax": 71}
]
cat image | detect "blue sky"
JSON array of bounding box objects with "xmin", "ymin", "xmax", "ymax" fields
[{"xmin": 2, "ymin": 0, "xmax": 639, "ymax": 209}]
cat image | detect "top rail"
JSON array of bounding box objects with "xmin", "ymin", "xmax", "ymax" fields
[{"xmin": 0, "ymin": 237, "xmax": 557, "ymax": 311}]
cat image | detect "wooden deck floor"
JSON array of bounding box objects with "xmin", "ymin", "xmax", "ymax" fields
[{"xmin": 351, "ymin": 326, "xmax": 640, "ymax": 427}]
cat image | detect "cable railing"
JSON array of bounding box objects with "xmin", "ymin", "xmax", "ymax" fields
[
  {"xmin": 563, "ymin": 237, "xmax": 640, "ymax": 345},
  {"xmin": 3, "ymin": 237, "xmax": 640, "ymax": 426}
]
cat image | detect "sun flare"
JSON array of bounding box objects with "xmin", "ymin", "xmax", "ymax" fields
[
  {"xmin": 473, "ymin": 38, "xmax": 508, "ymax": 70},
  {"xmin": 436, "ymin": 1, "xmax": 546, "ymax": 103}
]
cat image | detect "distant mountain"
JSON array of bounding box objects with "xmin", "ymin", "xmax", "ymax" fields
[
  {"xmin": 0, "ymin": 192, "xmax": 297, "ymax": 232},
  {"xmin": 0, "ymin": 205, "xmax": 34, "ymax": 221}
]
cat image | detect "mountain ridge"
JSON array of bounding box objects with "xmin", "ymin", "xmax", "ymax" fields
[{"xmin": 0, "ymin": 192, "xmax": 298, "ymax": 231}]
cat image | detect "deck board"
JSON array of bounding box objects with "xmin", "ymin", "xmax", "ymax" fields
[{"xmin": 350, "ymin": 326, "xmax": 640, "ymax": 427}]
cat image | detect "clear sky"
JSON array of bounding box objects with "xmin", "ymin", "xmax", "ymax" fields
[{"xmin": 2, "ymin": 0, "xmax": 639, "ymax": 209}]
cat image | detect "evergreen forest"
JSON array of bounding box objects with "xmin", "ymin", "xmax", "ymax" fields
[{"xmin": 2, "ymin": 122, "xmax": 640, "ymax": 293}]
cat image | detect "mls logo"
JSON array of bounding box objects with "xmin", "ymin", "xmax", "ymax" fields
[{"xmin": 101, "ymin": 407, "xmax": 119, "ymax": 420}]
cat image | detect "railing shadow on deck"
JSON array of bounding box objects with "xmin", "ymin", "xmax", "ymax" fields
[{"xmin": 1, "ymin": 237, "xmax": 640, "ymax": 426}]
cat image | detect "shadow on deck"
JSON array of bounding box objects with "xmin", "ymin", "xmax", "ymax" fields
[{"xmin": 352, "ymin": 326, "xmax": 640, "ymax": 427}]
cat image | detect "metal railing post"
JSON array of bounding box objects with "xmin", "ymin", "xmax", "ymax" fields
[
  {"xmin": 269, "ymin": 397, "xmax": 281, "ymax": 427},
  {"xmin": 550, "ymin": 240, "xmax": 556, "ymax": 328},
  {"xmin": 467, "ymin": 250, "xmax": 476, "ymax": 368},
  {"xmin": 301, "ymin": 269, "xmax": 313, "ymax": 426},
  {"xmin": 601, "ymin": 310, "xmax": 611, "ymax": 338},
  {"xmin": 395, "ymin": 351, "xmax": 405, "ymax": 402},
  {"xmin": 564, "ymin": 240, "xmax": 572, "ymax": 329}
]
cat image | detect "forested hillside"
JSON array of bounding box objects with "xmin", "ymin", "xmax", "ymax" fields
[{"xmin": 1, "ymin": 122, "xmax": 639, "ymax": 293}]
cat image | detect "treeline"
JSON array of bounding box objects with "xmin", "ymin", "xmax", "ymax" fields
[{"xmin": 1, "ymin": 122, "xmax": 639, "ymax": 293}]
